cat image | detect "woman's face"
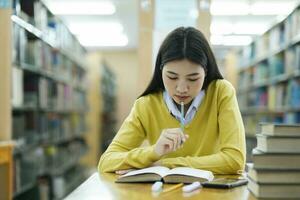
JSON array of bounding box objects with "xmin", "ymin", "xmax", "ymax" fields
[{"xmin": 162, "ymin": 59, "xmax": 205, "ymax": 105}]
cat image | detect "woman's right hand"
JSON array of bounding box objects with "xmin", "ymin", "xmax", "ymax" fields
[{"xmin": 154, "ymin": 128, "xmax": 189, "ymax": 157}]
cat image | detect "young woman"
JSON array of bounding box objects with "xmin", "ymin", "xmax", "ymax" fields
[{"xmin": 98, "ymin": 27, "xmax": 246, "ymax": 174}]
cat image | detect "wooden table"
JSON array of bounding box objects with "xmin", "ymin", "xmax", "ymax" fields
[{"xmin": 65, "ymin": 172, "xmax": 257, "ymax": 200}]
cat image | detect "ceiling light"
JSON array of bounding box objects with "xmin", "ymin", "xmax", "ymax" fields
[
  {"xmin": 210, "ymin": 22, "xmax": 234, "ymax": 35},
  {"xmin": 232, "ymin": 23, "xmax": 268, "ymax": 35},
  {"xmin": 68, "ymin": 22, "xmax": 123, "ymax": 36},
  {"xmin": 77, "ymin": 33, "xmax": 128, "ymax": 47},
  {"xmin": 210, "ymin": 35, "xmax": 223, "ymax": 45},
  {"xmin": 211, "ymin": 21, "xmax": 269, "ymax": 35},
  {"xmin": 210, "ymin": 2, "xmax": 249, "ymax": 15},
  {"xmin": 210, "ymin": 1, "xmax": 296, "ymax": 16},
  {"xmin": 250, "ymin": 2, "xmax": 295, "ymax": 15},
  {"xmin": 46, "ymin": 1, "xmax": 116, "ymax": 15}
]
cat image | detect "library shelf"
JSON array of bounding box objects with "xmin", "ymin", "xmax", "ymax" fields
[
  {"xmin": 11, "ymin": 15, "xmax": 86, "ymax": 70},
  {"xmin": 237, "ymin": 70, "xmax": 300, "ymax": 94},
  {"xmin": 9, "ymin": 0, "xmax": 89, "ymax": 199},
  {"xmin": 236, "ymin": 4, "xmax": 300, "ymax": 162},
  {"xmin": 238, "ymin": 29, "xmax": 300, "ymax": 72},
  {"xmin": 240, "ymin": 106, "xmax": 300, "ymax": 115},
  {"xmin": 13, "ymin": 181, "xmax": 36, "ymax": 198}
]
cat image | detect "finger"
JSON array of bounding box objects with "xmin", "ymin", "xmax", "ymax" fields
[
  {"xmin": 168, "ymin": 128, "xmax": 185, "ymax": 144},
  {"xmin": 172, "ymin": 133, "xmax": 181, "ymax": 150},
  {"xmin": 168, "ymin": 128, "xmax": 182, "ymax": 133},
  {"xmin": 115, "ymin": 169, "xmax": 133, "ymax": 175},
  {"xmin": 179, "ymin": 130, "xmax": 189, "ymax": 143},
  {"xmin": 180, "ymin": 134, "xmax": 189, "ymax": 148},
  {"xmin": 184, "ymin": 134, "xmax": 189, "ymax": 140},
  {"xmin": 164, "ymin": 133, "xmax": 178, "ymax": 150},
  {"xmin": 174, "ymin": 134, "xmax": 179, "ymax": 151},
  {"xmin": 172, "ymin": 132, "xmax": 182, "ymax": 151},
  {"xmin": 163, "ymin": 130, "xmax": 184, "ymax": 150},
  {"xmin": 160, "ymin": 131, "xmax": 174, "ymax": 152},
  {"xmin": 164, "ymin": 138, "xmax": 174, "ymax": 152},
  {"xmin": 115, "ymin": 170, "xmax": 125, "ymax": 175},
  {"xmin": 162, "ymin": 134, "xmax": 174, "ymax": 147},
  {"xmin": 179, "ymin": 129, "xmax": 186, "ymax": 142},
  {"xmin": 174, "ymin": 131, "xmax": 185, "ymax": 147}
]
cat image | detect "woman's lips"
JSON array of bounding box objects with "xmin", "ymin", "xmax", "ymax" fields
[{"xmin": 175, "ymin": 95, "xmax": 189, "ymax": 101}]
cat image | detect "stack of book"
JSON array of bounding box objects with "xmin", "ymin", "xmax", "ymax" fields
[{"xmin": 247, "ymin": 123, "xmax": 300, "ymax": 199}]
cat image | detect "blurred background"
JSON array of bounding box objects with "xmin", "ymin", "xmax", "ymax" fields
[{"xmin": 0, "ymin": 0, "xmax": 300, "ymax": 199}]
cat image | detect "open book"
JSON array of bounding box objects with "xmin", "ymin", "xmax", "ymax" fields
[{"xmin": 115, "ymin": 166, "xmax": 214, "ymax": 184}]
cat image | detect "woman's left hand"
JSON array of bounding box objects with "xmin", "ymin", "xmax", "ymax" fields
[{"xmin": 115, "ymin": 169, "xmax": 134, "ymax": 175}]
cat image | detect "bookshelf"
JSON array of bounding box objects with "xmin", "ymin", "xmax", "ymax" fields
[
  {"xmin": 2, "ymin": 0, "xmax": 89, "ymax": 199},
  {"xmin": 100, "ymin": 62, "xmax": 117, "ymax": 152},
  {"xmin": 237, "ymin": 4, "xmax": 300, "ymax": 160}
]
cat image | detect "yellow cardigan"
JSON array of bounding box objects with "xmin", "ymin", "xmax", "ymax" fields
[{"xmin": 98, "ymin": 80, "xmax": 246, "ymax": 174}]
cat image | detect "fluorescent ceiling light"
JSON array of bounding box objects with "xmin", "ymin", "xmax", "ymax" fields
[
  {"xmin": 232, "ymin": 23, "xmax": 267, "ymax": 35},
  {"xmin": 68, "ymin": 22, "xmax": 123, "ymax": 36},
  {"xmin": 250, "ymin": 2, "xmax": 295, "ymax": 15},
  {"xmin": 46, "ymin": 1, "xmax": 116, "ymax": 15},
  {"xmin": 210, "ymin": 35, "xmax": 252, "ymax": 46},
  {"xmin": 77, "ymin": 33, "xmax": 128, "ymax": 47},
  {"xmin": 211, "ymin": 22, "xmax": 267, "ymax": 35},
  {"xmin": 67, "ymin": 21, "xmax": 127, "ymax": 47},
  {"xmin": 210, "ymin": 2, "xmax": 249, "ymax": 15},
  {"xmin": 211, "ymin": 1, "xmax": 296, "ymax": 16},
  {"xmin": 210, "ymin": 23, "xmax": 234, "ymax": 35}
]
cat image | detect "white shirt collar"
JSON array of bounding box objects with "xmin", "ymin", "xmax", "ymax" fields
[{"xmin": 163, "ymin": 90, "xmax": 205, "ymax": 121}]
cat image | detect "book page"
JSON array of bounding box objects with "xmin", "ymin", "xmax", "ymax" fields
[
  {"xmin": 165, "ymin": 167, "xmax": 214, "ymax": 181},
  {"xmin": 120, "ymin": 166, "xmax": 170, "ymax": 178}
]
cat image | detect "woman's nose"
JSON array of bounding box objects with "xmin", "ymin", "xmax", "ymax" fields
[{"xmin": 176, "ymin": 80, "xmax": 189, "ymax": 93}]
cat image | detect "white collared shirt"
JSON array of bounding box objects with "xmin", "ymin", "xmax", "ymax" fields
[{"xmin": 163, "ymin": 90, "xmax": 205, "ymax": 125}]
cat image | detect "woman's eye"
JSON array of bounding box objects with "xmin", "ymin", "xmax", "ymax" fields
[
  {"xmin": 167, "ymin": 76, "xmax": 178, "ymax": 80},
  {"xmin": 188, "ymin": 78, "xmax": 199, "ymax": 82}
]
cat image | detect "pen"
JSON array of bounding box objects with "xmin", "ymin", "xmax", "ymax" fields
[
  {"xmin": 180, "ymin": 102, "xmax": 185, "ymax": 145},
  {"xmin": 180, "ymin": 102, "xmax": 185, "ymax": 132},
  {"xmin": 162, "ymin": 183, "xmax": 184, "ymax": 193}
]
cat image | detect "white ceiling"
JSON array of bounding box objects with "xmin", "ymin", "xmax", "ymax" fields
[
  {"xmin": 44, "ymin": 0, "xmax": 138, "ymax": 50},
  {"xmin": 44, "ymin": 0, "xmax": 299, "ymax": 53}
]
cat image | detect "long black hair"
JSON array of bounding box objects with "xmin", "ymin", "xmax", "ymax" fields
[{"xmin": 139, "ymin": 27, "xmax": 223, "ymax": 97}]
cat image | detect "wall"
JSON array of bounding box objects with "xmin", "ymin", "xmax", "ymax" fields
[
  {"xmin": 100, "ymin": 50, "xmax": 139, "ymax": 129},
  {"xmin": 223, "ymin": 50, "xmax": 238, "ymax": 88},
  {"xmin": 0, "ymin": 9, "xmax": 12, "ymax": 141},
  {"xmin": 81, "ymin": 52, "xmax": 102, "ymax": 168},
  {"xmin": 81, "ymin": 50, "xmax": 139, "ymax": 168}
]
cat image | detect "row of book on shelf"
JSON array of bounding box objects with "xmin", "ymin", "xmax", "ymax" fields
[
  {"xmin": 14, "ymin": 139, "xmax": 87, "ymax": 199},
  {"xmin": 12, "ymin": 21, "xmax": 86, "ymax": 86},
  {"xmin": 12, "ymin": 22, "xmax": 86, "ymax": 83},
  {"xmin": 239, "ymin": 5, "xmax": 300, "ymax": 67},
  {"xmin": 13, "ymin": 111, "xmax": 86, "ymax": 147},
  {"xmin": 13, "ymin": 0, "xmax": 85, "ymax": 61},
  {"xmin": 100, "ymin": 64, "xmax": 118, "ymax": 152},
  {"xmin": 12, "ymin": 67, "xmax": 87, "ymax": 111},
  {"xmin": 238, "ymin": 78, "xmax": 300, "ymax": 112},
  {"xmin": 247, "ymin": 123, "xmax": 300, "ymax": 199},
  {"xmin": 238, "ymin": 43, "xmax": 300, "ymax": 90}
]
